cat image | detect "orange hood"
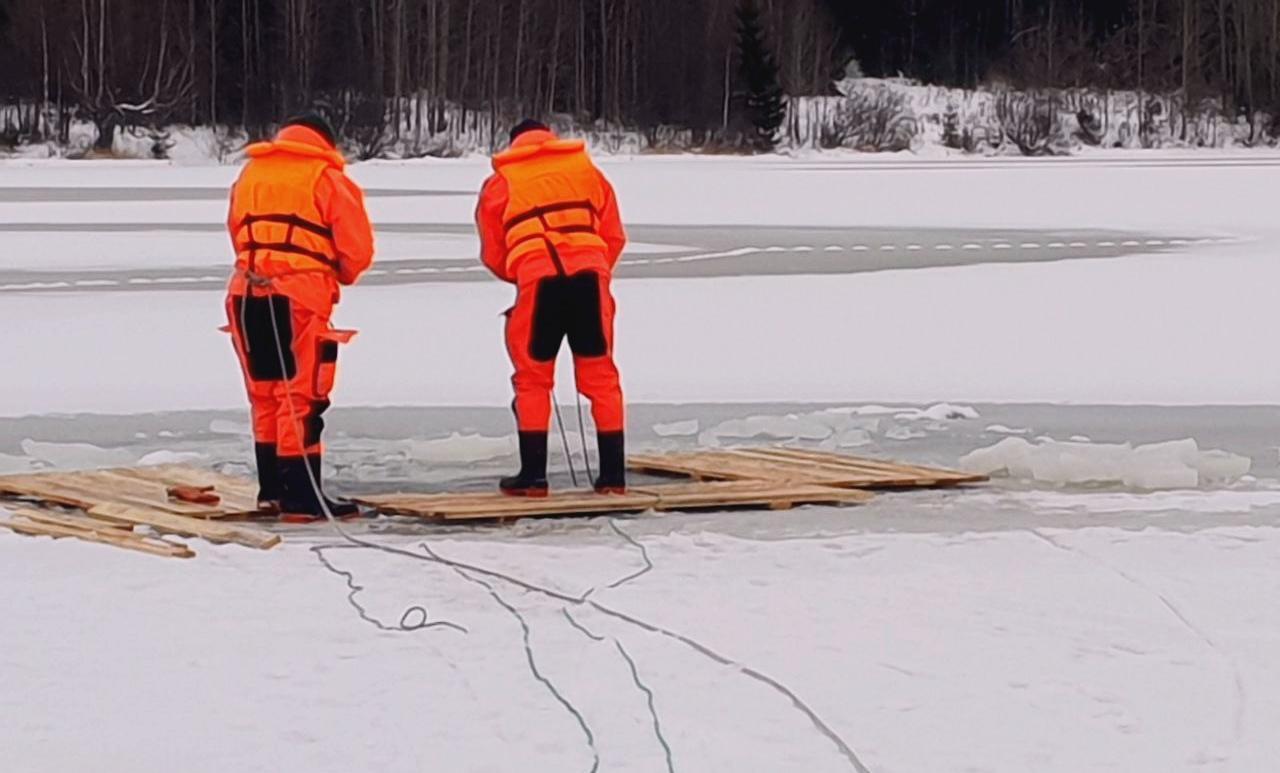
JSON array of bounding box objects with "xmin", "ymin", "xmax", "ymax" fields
[
  {"xmin": 245, "ymin": 125, "xmax": 346, "ymax": 169},
  {"xmin": 493, "ymin": 129, "xmax": 587, "ymax": 169}
]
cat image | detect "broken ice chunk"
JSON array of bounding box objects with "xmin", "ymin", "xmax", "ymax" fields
[
  {"xmin": 402, "ymin": 433, "xmax": 516, "ymax": 465},
  {"xmin": 885, "ymin": 426, "xmax": 928, "ymax": 441},
  {"xmin": 653, "ymin": 419, "xmax": 699, "ymax": 438},
  {"xmin": 20, "ymin": 439, "xmax": 135, "ymax": 469},
  {"xmin": 895, "ymin": 403, "xmax": 981, "ymax": 422},
  {"xmin": 708, "ymin": 414, "xmax": 833, "ymax": 442},
  {"xmin": 959, "ymin": 437, "xmax": 1034, "ymax": 476},
  {"xmin": 209, "ymin": 419, "xmax": 252, "ymax": 436},
  {"xmin": 960, "ymin": 436, "xmax": 1251, "ymax": 490},
  {"xmin": 137, "ymin": 450, "xmax": 207, "ymax": 466},
  {"xmin": 986, "ymin": 424, "xmax": 1030, "ymax": 435},
  {"xmin": 1196, "ymin": 450, "xmax": 1252, "ymax": 484}
]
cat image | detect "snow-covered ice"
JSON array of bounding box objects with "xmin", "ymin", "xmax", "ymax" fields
[
  {"xmin": 4, "ymin": 520, "xmax": 1280, "ymax": 773},
  {"xmin": 7, "ymin": 243, "xmax": 1278, "ymax": 416},
  {"xmin": 3, "ymin": 152, "xmax": 1280, "ymax": 772}
]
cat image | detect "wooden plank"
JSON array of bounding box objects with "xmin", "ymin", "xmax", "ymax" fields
[
  {"xmin": 111, "ymin": 466, "xmax": 260, "ymax": 515},
  {"xmin": 629, "ymin": 448, "xmax": 988, "ymax": 490},
  {"xmin": 0, "ymin": 465, "xmax": 261, "ymax": 519},
  {"xmin": 87, "ymin": 504, "xmax": 281, "ymax": 550},
  {"xmin": 749, "ymin": 448, "xmax": 988, "ymax": 485},
  {"xmin": 0, "ymin": 474, "xmax": 100, "ymax": 509},
  {"xmin": 636, "ymin": 481, "xmax": 874, "ymax": 510},
  {"xmin": 722, "ymin": 449, "xmax": 952, "ymax": 487},
  {"xmin": 22, "ymin": 470, "xmax": 221, "ymax": 517},
  {"xmin": 721, "ymin": 449, "xmax": 931, "ymax": 485},
  {"xmin": 20, "ymin": 509, "xmax": 134, "ymax": 533},
  {"xmin": 360, "ymin": 490, "xmax": 660, "ymax": 520},
  {"xmin": 1, "ymin": 512, "xmax": 195, "ymax": 559},
  {"xmin": 743, "ymin": 447, "xmax": 954, "ymax": 476},
  {"xmin": 74, "ymin": 469, "xmax": 247, "ymax": 517},
  {"xmin": 744, "ymin": 447, "xmax": 976, "ymax": 480},
  {"xmin": 630, "ymin": 451, "xmax": 897, "ymax": 485},
  {"xmin": 630, "ymin": 452, "xmax": 820, "ymax": 482},
  {"xmin": 361, "ymin": 480, "xmax": 872, "ymax": 522}
]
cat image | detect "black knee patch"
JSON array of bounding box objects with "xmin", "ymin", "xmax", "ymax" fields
[
  {"xmin": 565, "ymin": 272, "xmax": 607, "ymax": 358},
  {"xmin": 237, "ymin": 295, "xmax": 297, "ymax": 382},
  {"xmin": 529, "ymin": 280, "xmax": 569, "ymax": 362},
  {"xmin": 528, "ymin": 272, "xmax": 607, "ymax": 362},
  {"xmin": 306, "ymin": 400, "xmax": 331, "ymax": 447},
  {"xmin": 319, "ymin": 341, "xmax": 339, "ymax": 364}
]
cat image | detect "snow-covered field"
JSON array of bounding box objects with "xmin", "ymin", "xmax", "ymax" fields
[{"xmin": 3, "ymin": 152, "xmax": 1279, "ymax": 772}]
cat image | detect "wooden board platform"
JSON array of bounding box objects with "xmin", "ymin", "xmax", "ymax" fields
[
  {"xmin": 0, "ymin": 448, "xmax": 980, "ymax": 540},
  {"xmin": 629, "ymin": 447, "xmax": 987, "ymax": 489},
  {"xmin": 359, "ymin": 480, "xmax": 874, "ymax": 522},
  {"xmin": 0, "ymin": 464, "xmax": 260, "ymax": 519}
]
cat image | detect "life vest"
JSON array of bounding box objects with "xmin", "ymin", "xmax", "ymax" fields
[
  {"xmin": 493, "ymin": 139, "xmax": 610, "ymax": 275},
  {"xmin": 230, "ymin": 139, "xmax": 345, "ymax": 280}
]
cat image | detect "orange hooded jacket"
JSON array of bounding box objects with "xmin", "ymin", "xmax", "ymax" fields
[
  {"xmin": 226, "ymin": 125, "xmax": 375, "ymax": 315},
  {"xmin": 475, "ymin": 129, "xmax": 626, "ymax": 284}
]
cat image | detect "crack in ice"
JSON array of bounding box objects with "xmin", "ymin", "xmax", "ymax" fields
[
  {"xmin": 311, "ymin": 544, "xmax": 468, "ymax": 635},
  {"xmin": 426, "ymin": 523, "xmax": 872, "ymax": 773},
  {"xmin": 452, "ymin": 567, "xmax": 601, "ymax": 773},
  {"xmin": 563, "ymin": 607, "xmax": 677, "ymax": 773},
  {"xmin": 310, "ymin": 526, "xmax": 871, "ymax": 773},
  {"xmin": 1030, "ymin": 530, "xmax": 1247, "ymax": 746}
]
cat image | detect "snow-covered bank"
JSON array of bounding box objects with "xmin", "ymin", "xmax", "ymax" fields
[
  {"xmin": 5, "ymin": 79, "xmax": 1276, "ymax": 162},
  {"xmin": 788, "ymin": 78, "xmax": 1278, "ymax": 155}
]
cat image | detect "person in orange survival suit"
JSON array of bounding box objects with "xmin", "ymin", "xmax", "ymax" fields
[
  {"xmin": 476, "ymin": 120, "xmax": 628, "ymax": 496},
  {"xmin": 224, "ymin": 114, "xmax": 375, "ymax": 523}
]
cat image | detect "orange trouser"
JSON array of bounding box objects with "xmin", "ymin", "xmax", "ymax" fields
[
  {"xmin": 226, "ymin": 293, "xmax": 339, "ymax": 457},
  {"xmin": 506, "ymin": 270, "xmax": 624, "ymax": 433}
]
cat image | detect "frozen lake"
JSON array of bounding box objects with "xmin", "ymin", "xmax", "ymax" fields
[{"xmin": 2, "ymin": 152, "xmax": 1278, "ymax": 772}]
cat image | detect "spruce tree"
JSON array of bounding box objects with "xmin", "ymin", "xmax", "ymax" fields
[{"xmin": 736, "ymin": 0, "xmax": 787, "ymax": 152}]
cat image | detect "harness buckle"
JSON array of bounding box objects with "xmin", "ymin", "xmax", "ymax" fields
[{"xmin": 242, "ymin": 269, "xmax": 275, "ymax": 289}]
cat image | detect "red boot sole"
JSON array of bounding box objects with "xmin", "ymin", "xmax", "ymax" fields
[
  {"xmin": 279, "ymin": 512, "xmax": 364, "ymax": 525},
  {"xmin": 501, "ymin": 488, "xmax": 550, "ymax": 499}
]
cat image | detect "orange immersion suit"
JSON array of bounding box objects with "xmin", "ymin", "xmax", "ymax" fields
[
  {"xmin": 224, "ymin": 125, "xmax": 374, "ymax": 462},
  {"xmin": 475, "ymin": 129, "xmax": 628, "ymax": 436}
]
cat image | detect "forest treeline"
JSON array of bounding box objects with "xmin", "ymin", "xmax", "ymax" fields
[{"xmin": 0, "ymin": 0, "xmax": 1276, "ymax": 151}]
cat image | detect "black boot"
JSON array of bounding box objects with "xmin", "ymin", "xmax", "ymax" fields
[
  {"xmin": 279, "ymin": 454, "xmax": 361, "ymax": 524},
  {"xmin": 254, "ymin": 442, "xmax": 282, "ymax": 514},
  {"xmin": 594, "ymin": 431, "xmax": 627, "ymax": 494},
  {"xmin": 500, "ymin": 431, "xmax": 550, "ymax": 497}
]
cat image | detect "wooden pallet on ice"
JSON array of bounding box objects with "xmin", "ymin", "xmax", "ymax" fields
[
  {"xmin": 0, "ymin": 464, "xmax": 260, "ymax": 519},
  {"xmin": 629, "ymin": 447, "xmax": 987, "ymax": 490},
  {"xmin": 359, "ymin": 480, "xmax": 874, "ymax": 522}
]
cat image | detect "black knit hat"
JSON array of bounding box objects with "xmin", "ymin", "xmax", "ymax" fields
[
  {"xmin": 509, "ymin": 119, "xmax": 549, "ymax": 142},
  {"xmin": 282, "ymin": 113, "xmax": 337, "ymax": 146}
]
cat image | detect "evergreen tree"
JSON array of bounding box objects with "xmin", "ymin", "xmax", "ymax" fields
[{"xmin": 736, "ymin": 0, "xmax": 787, "ymax": 152}]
